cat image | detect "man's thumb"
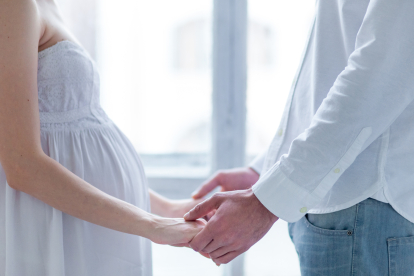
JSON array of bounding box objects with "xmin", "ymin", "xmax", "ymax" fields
[{"xmin": 184, "ymin": 196, "xmax": 220, "ymax": 221}]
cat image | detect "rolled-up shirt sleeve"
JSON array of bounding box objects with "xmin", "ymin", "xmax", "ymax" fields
[{"xmin": 253, "ymin": 0, "xmax": 414, "ymax": 222}]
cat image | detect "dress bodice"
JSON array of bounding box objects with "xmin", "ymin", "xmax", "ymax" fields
[{"xmin": 37, "ymin": 41, "xmax": 108, "ymax": 128}]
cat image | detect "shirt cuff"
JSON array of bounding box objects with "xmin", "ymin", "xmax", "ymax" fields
[
  {"xmin": 252, "ymin": 127, "xmax": 373, "ymax": 223},
  {"xmin": 248, "ymin": 152, "xmax": 267, "ymax": 175},
  {"xmin": 252, "ymin": 162, "xmax": 320, "ymax": 223}
]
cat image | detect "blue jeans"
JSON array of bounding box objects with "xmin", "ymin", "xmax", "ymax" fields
[{"xmin": 288, "ymin": 198, "xmax": 414, "ymax": 276}]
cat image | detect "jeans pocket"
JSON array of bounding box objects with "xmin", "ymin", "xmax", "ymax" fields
[
  {"xmin": 291, "ymin": 215, "xmax": 354, "ymax": 276},
  {"xmin": 304, "ymin": 214, "xmax": 354, "ymax": 236},
  {"xmin": 388, "ymin": 236, "xmax": 414, "ymax": 276}
]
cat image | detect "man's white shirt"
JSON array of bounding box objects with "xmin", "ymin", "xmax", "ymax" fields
[{"xmin": 251, "ymin": 0, "xmax": 414, "ymax": 223}]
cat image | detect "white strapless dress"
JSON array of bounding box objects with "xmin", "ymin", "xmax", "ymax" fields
[{"xmin": 0, "ymin": 41, "xmax": 152, "ymax": 276}]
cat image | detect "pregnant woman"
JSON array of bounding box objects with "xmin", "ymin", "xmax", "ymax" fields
[{"xmin": 0, "ymin": 0, "xmax": 205, "ymax": 275}]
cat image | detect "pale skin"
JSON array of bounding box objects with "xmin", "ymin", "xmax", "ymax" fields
[
  {"xmin": 192, "ymin": 167, "xmax": 261, "ymax": 199},
  {"xmin": 150, "ymin": 190, "xmax": 204, "ymax": 219},
  {"xmin": 188, "ymin": 167, "xmax": 278, "ymax": 265},
  {"xmin": 0, "ymin": 0, "xmax": 204, "ymax": 247}
]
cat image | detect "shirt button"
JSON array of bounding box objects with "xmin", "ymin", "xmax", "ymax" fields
[
  {"xmin": 334, "ymin": 168, "xmax": 341, "ymax": 173},
  {"xmin": 278, "ymin": 129, "xmax": 283, "ymax": 137},
  {"xmin": 300, "ymin": 207, "xmax": 307, "ymax": 213}
]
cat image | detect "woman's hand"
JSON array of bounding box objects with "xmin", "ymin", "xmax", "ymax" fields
[
  {"xmin": 191, "ymin": 167, "xmax": 260, "ymax": 199},
  {"xmin": 167, "ymin": 199, "xmax": 217, "ymax": 221},
  {"xmin": 150, "ymin": 217, "xmax": 206, "ymax": 246},
  {"xmin": 166, "ymin": 198, "xmax": 205, "ymax": 218},
  {"xmin": 149, "ymin": 189, "xmax": 214, "ymax": 218},
  {"xmin": 149, "ymin": 190, "xmax": 216, "ymax": 222}
]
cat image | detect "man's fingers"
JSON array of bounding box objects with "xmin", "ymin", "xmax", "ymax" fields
[
  {"xmin": 192, "ymin": 175, "xmax": 221, "ymax": 199},
  {"xmin": 213, "ymin": 251, "xmax": 241, "ymax": 265},
  {"xmin": 203, "ymin": 210, "xmax": 216, "ymax": 222},
  {"xmin": 188, "ymin": 227, "xmax": 214, "ymax": 252},
  {"xmin": 201, "ymin": 239, "xmax": 223, "ymax": 254},
  {"xmin": 184, "ymin": 194, "xmax": 222, "ymax": 221},
  {"xmin": 170, "ymin": 244, "xmax": 210, "ymax": 258},
  {"xmin": 208, "ymin": 246, "xmax": 232, "ymax": 259}
]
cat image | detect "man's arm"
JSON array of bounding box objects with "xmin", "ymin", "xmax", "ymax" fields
[
  {"xmin": 185, "ymin": 0, "xmax": 414, "ymax": 264},
  {"xmin": 253, "ymin": 0, "xmax": 414, "ymax": 222}
]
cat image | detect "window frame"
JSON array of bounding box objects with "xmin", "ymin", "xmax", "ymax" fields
[{"xmin": 148, "ymin": 0, "xmax": 248, "ymax": 275}]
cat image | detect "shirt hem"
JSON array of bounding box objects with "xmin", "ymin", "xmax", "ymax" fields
[
  {"xmin": 382, "ymin": 186, "xmax": 414, "ymax": 224},
  {"xmin": 307, "ymin": 182, "xmax": 384, "ymax": 215}
]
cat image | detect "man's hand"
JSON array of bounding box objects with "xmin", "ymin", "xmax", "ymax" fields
[
  {"xmin": 192, "ymin": 167, "xmax": 260, "ymax": 199},
  {"xmin": 184, "ymin": 189, "xmax": 278, "ymax": 265}
]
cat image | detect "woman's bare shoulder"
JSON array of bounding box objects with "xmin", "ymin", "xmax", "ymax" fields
[
  {"xmin": 0, "ymin": 0, "xmax": 44, "ymax": 53},
  {"xmin": 0, "ymin": 0, "xmax": 40, "ymax": 17},
  {"xmin": 0, "ymin": 0, "xmax": 42, "ymax": 36}
]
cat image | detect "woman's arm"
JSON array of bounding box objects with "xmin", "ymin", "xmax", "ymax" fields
[{"xmin": 0, "ymin": 0, "xmax": 203, "ymax": 245}]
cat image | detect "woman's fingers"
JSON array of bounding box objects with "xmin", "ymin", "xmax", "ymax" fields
[
  {"xmin": 170, "ymin": 243, "xmax": 190, "ymax": 247},
  {"xmin": 198, "ymin": 251, "xmax": 211, "ymax": 259},
  {"xmin": 170, "ymin": 198, "xmax": 206, "ymax": 218}
]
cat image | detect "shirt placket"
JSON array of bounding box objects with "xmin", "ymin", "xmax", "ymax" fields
[{"xmin": 263, "ymin": 15, "xmax": 317, "ymax": 172}]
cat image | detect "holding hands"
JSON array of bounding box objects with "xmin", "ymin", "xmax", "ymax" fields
[
  {"xmin": 185, "ymin": 167, "xmax": 278, "ymax": 265},
  {"xmin": 149, "ymin": 216, "xmax": 206, "ymax": 247},
  {"xmin": 148, "ymin": 190, "xmax": 207, "ymax": 249},
  {"xmin": 191, "ymin": 167, "xmax": 260, "ymax": 199},
  {"xmin": 150, "ymin": 166, "xmax": 276, "ymax": 265},
  {"xmin": 185, "ymin": 189, "xmax": 278, "ymax": 265}
]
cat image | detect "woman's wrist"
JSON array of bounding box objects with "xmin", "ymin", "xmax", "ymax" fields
[
  {"xmin": 140, "ymin": 215, "xmax": 206, "ymax": 245},
  {"xmin": 142, "ymin": 215, "xmax": 173, "ymax": 244},
  {"xmin": 135, "ymin": 211, "xmax": 160, "ymax": 241}
]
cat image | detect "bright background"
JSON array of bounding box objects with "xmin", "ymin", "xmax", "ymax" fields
[{"xmin": 57, "ymin": 0, "xmax": 315, "ymax": 275}]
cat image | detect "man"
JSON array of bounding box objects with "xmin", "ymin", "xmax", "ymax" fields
[{"xmin": 184, "ymin": 0, "xmax": 414, "ymax": 274}]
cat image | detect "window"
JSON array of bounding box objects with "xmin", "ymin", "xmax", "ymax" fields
[
  {"xmin": 57, "ymin": 0, "xmax": 315, "ymax": 275},
  {"xmin": 96, "ymin": 0, "xmax": 213, "ymax": 179},
  {"xmin": 247, "ymin": 0, "xmax": 315, "ymax": 157}
]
